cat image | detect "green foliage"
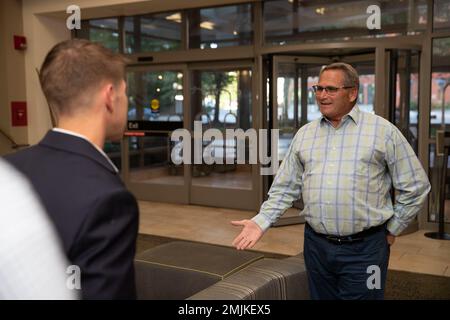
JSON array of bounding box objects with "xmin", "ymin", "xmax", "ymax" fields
[{"xmin": 201, "ymin": 72, "xmax": 236, "ymax": 123}]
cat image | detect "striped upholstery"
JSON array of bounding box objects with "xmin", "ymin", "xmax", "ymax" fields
[{"xmin": 188, "ymin": 255, "xmax": 309, "ymax": 300}]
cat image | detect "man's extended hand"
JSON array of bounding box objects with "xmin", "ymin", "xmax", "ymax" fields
[{"xmin": 231, "ymin": 219, "xmax": 263, "ymax": 250}]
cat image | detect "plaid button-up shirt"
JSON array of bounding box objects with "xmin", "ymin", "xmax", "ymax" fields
[{"xmin": 253, "ymin": 105, "xmax": 430, "ymax": 236}]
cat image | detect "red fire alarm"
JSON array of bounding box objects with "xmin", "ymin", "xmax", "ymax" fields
[
  {"xmin": 13, "ymin": 35, "xmax": 27, "ymax": 50},
  {"xmin": 11, "ymin": 101, "xmax": 27, "ymax": 126}
]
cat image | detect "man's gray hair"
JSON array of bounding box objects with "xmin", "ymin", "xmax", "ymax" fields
[{"xmin": 320, "ymin": 62, "xmax": 360, "ymax": 91}]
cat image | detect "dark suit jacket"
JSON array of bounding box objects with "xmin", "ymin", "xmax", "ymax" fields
[{"xmin": 4, "ymin": 130, "xmax": 139, "ymax": 299}]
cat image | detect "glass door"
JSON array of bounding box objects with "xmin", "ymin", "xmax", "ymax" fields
[
  {"xmin": 123, "ymin": 64, "xmax": 189, "ymax": 203},
  {"xmin": 387, "ymin": 49, "xmax": 420, "ymax": 154},
  {"xmin": 384, "ymin": 48, "xmax": 422, "ymax": 233},
  {"xmin": 428, "ymin": 37, "xmax": 450, "ymax": 228},
  {"xmin": 188, "ymin": 62, "xmax": 259, "ymax": 210},
  {"xmin": 272, "ymin": 56, "xmax": 329, "ymax": 162},
  {"xmin": 122, "ymin": 62, "xmax": 260, "ymax": 210}
]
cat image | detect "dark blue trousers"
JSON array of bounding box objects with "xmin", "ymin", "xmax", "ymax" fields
[{"xmin": 303, "ymin": 223, "xmax": 390, "ymax": 300}]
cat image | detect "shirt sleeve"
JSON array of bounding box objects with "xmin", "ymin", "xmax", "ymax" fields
[
  {"xmin": 385, "ymin": 126, "xmax": 431, "ymax": 236},
  {"xmin": 252, "ymin": 131, "xmax": 304, "ymax": 232}
]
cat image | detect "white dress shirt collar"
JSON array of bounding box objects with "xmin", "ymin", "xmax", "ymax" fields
[{"xmin": 52, "ymin": 128, "xmax": 119, "ymax": 173}]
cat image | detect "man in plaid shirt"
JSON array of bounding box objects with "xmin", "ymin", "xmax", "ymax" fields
[{"xmin": 232, "ymin": 62, "xmax": 430, "ymax": 299}]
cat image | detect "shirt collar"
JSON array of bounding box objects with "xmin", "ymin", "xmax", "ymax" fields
[
  {"xmin": 52, "ymin": 128, "xmax": 119, "ymax": 173},
  {"xmin": 320, "ymin": 104, "xmax": 360, "ymax": 127},
  {"xmin": 346, "ymin": 105, "xmax": 360, "ymax": 125}
]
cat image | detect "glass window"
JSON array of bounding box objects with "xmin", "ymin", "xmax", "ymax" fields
[
  {"xmin": 191, "ymin": 69, "xmax": 252, "ymax": 129},
  {"xmin": 307, "ymin": 73, "xmax": 320, "ymax": 122},
  {"xmin": 276, "ymin": 63, "xmax": 326, "ymax": 159},
  {"xmin": 127, "ymin": 70, "xmax": 184, "ymax": 121},
  {"xmin": 353, "ymin": 62, "xmax": 375, "ymax": 114},
  {"xmin": 429, "ymin": 37, "xmax": 450, "ymax": 223},
  {"xmin": 264, "ymin": 0, "xmax": 427, "ymax": 45},
  {"xmin": 433, "ymin": 0, "xmax": 450, "ymax": 31},
  {"xmin": 430, "ymin": 37, "xmax": 450, "ymax": 138},
  {"xmin": 188, "ymin": 4, "xmax": 253, "ymax": 49},
  {"xmin": 125, "ymin": 12, "xmax": 182, "ymax": 53},
  {"xmin": 77, "ymin": 18, "xmax": 120, "ymax": 52},
  {"xmin": 276, "ymin": 63, "xmax": 299, "ymax": 160}
]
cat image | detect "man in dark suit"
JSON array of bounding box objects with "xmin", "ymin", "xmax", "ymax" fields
[{"xmin": 4, "ymin": 39, "xmax": 138, "ymax": 299}]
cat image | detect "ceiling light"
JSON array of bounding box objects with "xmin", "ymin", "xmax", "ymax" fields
[
  {"xmin": 316, "ymin": 7, "xmax": 325, "ymax": 15},
  {"xmin": 200, "ymin": 21, "xmax": 215, "ymax": 30},
  {"xmin": 166, "ymin": 13, "xmax": 182, "ymax": 23}
]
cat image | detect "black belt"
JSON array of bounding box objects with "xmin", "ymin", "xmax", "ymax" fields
[{"xmin": 307, "ymin": 223, "xmax": 386, "ymax": 244}]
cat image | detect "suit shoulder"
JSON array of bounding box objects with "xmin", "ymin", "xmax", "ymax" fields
[
  {"xmin": 96, "ymin": 188, "xmax": 138, "ymax": 207},
  {"xmin": 3, "ymin": 145, "xmax": 40, "ymax": 162},
  {"xmin": 106, "ymin": 191, "xmax": 138, "ymax": 219}
]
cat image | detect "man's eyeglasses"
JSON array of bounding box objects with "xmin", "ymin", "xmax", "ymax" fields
[{"xmin": 312, "ymin": 85, "xmax": 355, "ymax": 95}]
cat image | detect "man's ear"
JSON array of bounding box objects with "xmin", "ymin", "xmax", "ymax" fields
[
  {"xmin": 349, "ymin": 87, "xmax": 358, "ymax": 103},
  {"xmin": 104, "ymin": 83, "xmax": 115, "ymax": 113}
]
